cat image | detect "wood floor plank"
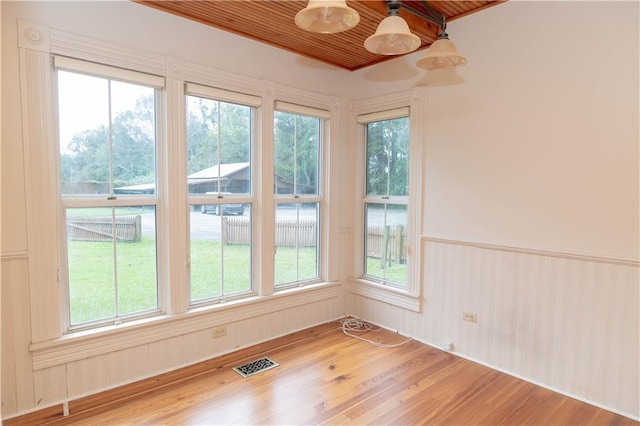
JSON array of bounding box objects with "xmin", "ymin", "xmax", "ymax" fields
[{"xmin": 6, "ymin": 320, "xmax": 638, "ymax": 425}]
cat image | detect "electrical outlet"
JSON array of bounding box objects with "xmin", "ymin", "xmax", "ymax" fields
[
  {"xmin": 462, "ymin": 312, "xmax": 478, "ymax": 323},
  {"xmin": 212, "ymin": 326, "xmax": 227, "ymax": 338}
]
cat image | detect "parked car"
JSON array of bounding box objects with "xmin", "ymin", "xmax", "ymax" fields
[
  {"xmin": 201, "ymin": 192, "xmax": 245, "ymax": 216},
  {"xmin": 201, "ymin": 203, "xmax": 244, "ymax": 216}
]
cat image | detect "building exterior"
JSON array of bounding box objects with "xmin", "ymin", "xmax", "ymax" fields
[{"xmin": 114, "ymin": 162, "xmax": 251, "ymax": 195}]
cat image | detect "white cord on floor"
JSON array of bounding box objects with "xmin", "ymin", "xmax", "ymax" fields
[{"xmin": 340, "ymin": 317, "xmax": 412, "ymax": 348}]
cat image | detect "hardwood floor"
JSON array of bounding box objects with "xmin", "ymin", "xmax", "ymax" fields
[{"xmin": 7, "ymin": 320, "xmax": 638, "ymax": 425}]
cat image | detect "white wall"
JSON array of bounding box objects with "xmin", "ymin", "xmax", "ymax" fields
[
  {"xmin": 347, "ymin": 0, "xmax": 639, "ymax": 419},
  {"xmin": 352, "ymin": 1, "xmax": 639, "ymax": 261}
]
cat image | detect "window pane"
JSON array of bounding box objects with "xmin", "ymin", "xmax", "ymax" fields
[
  {"xmin": 58, "ymin": 71, "xmax": 109, "ymax": 195},
  {"xmin": 274, "ymin": 111, "xmax": 320, "ymax": 195},
  {"xmin": 111, "ymin": 81, "xmax": 157, "ymax": 193},
  {"xmin": 66, "ymin": 206, "xmax": 157, "ymax": 325},
  {"xmin": 364, "ymin": 203, "xmax": 407, "ymax": 285},
  {"xmin": 190, "ymin": 205, "xmax": 252, "ymax": 302},
  {"xmin": 186, "ymin": 96, "xmax": 251, "ymax": 195},
  {"xmin": 274, "ymin": 203, "xmax": 319, "ymax": 286},
  {"xmin": 58, "ymin": 71, "xmax": 157, "ymax": 196},
  {"xmin": 365, "ymin": 117, "xmax": 409, "ymax": 197}
]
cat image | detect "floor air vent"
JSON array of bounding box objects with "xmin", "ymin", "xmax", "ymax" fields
[{"xmin": 233, "ymin": 357, "xmax": 279, "ymax": 378}]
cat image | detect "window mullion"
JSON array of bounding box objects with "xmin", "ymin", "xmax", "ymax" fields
[
  {"xmin": 296, "ymin": 203, "xmax": 301, "ymax": 282},
  {"xmin": 293, "ymin": 116, "xmax": 298, "ymax": 195},
  {"xmin": 111, "ymin": 208, "xmax": 119, "ymax": 320},
  {"xmin": 108, "ymin": 80, "xmax": 114, "ymax": 195},
  {"xmin": 165, "ymin": 77, "xmax": 189, "ymax": 315},
  {"xmin": 216, "ymin": 101, "xmax": 222, "ymax": 192}
]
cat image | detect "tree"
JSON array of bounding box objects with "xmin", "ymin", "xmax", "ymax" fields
[
  {"xmin": 366, "ymin": 117, "xmax": 409, "ymax": 196},
  {"xmin": 61, "ymin": 94, "xmax": 156, "ymax": 194},
  {"xmin": 65, "ymin": 91, "xmax": 336, "ymax": 196},
  {"xmin": 112, "ymin": 95, "xmax": 156, "ymax": 186},
  {"xmin": 186, "ymin": 96, "xmax": 251, "ymax": 175},
  {"xmin": 274, "ymin": 111, "xmax": 319, "ymax": 194}
]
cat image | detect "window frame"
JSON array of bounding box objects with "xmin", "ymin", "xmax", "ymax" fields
[
  {"xmin": 360, "ymin": 110, "xmax": 410, "ymax": 288},
  {"xmin": 273, "ymin": 101, "xmax": 329, "ymax": 289},
  {"xmin": 350, "ymin": 90, "xmax": 426, "ymax": 307},
  {"xmin": 184, "ymin": 83, "xmax": 261, "ymax": 306},
  {"xmin": 54, "ymin": 58, "xmax": 166, "ymax": 331},
  {"xmin": 19, "ymin": 23, "xmax": 341, "ymax": 367}
]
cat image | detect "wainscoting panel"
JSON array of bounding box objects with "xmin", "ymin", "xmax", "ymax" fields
[
  {"xmin": 346, "ymin": 238, "xmax": 639, "ymax": 419},
  {"xmin": 33, "ymin": 365, "xmax": 67, "ymax": 409},
  {"xmin": 1, "ymin": 257, "xmax": 35, "ymax": 414},
  {"xmin": 9, "ymin": 294, "xmax": 343, "ymax": 419},
  {"xmin": 147, "ymin": 336, "xmax": 184, "ymax": 373}
]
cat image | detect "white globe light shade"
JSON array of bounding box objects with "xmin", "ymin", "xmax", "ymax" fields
[
  {"xmin": 295, "ymin": 0, "xmax": 360, "ymax": 34},
  {"xmin": 364, "ymin": 15, "xmax": 421, "ymax": 55},
  {"xmin": 416, "ymin": 37, "xmax": 467, "ymax": 70}
]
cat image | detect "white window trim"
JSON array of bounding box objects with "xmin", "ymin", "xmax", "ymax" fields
[
  {"xmin": 184, "ymin": 86, "xmax": 259, "ymax": 305},
  {"xmin": 274, "ymin": 100, "xmax": 331, "ymax": 119},
  {"xmin": 54, "ymin": 56, "xmax": 165, "ymax": 87},
  {"xmin": 356, "ymin": 106, "xmax": 410, "ymax": 124},
  {"xmin": 30, "ymin": 281, "xmax": 342, "ymax": 371},
  {"xmin": 55, "ymin": 58, "xmax": 167, "ymax": 330},
  {"xmin": 186, "ymin": 82, "xmax": 262, "ymax": 107},
  {"xmin": 270, "ymin": 84, "xmax": 338, "ymax": 294},
  {"xmin": 19, "ymin": 20, "xmax": 341, "ymax": 354},
  {"xmin": 348, "ymin": 89, "xmax": 426, "ymax": 309},
  {"xmin": 271, "ymin": 94, "xmax": 333, "ymax": 290}
]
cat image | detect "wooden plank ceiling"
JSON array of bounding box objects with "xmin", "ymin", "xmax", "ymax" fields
[{"xmin": 135, "ymin": 1, "xmax": 504, "ymax": 71}]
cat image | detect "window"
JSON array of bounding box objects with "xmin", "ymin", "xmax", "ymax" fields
[
  {"xmin": 273, "ymin": 102, "xmax": 326, "ymax": 288},
  {"xmin": 360, "ymin": 109, "xmax": 410, "ymax": 287},
  {"xmin": 56, "ymin": 58, "xmax": 164, "ymax": 328},
  {"xmin": 186, "ymin": 84, "xmax": 259, "ymax": 304},
  {"xmin": 22, "ymin": 27, "xmax": 344, "ymax": 369}
]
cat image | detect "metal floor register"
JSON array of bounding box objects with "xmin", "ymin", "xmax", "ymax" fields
[{"xmin": 232, "ymin": 357, "xmax": 279, "ymax": 378}]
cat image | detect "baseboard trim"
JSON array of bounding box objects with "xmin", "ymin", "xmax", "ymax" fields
[{"xmin": 413, "ymin": 336, "xmax": 640, "ymax": 422}]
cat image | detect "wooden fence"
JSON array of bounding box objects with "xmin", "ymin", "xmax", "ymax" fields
[
  {"xmin": 223, "ymin": 218, "xmax": 406, "ymax": 264},
  {"xmin": 223, "ymin": 217, "xmax": 317, "ymax": 247},
  {"xmin": 67, "ymin": 215, "xmax": 142, "ymax": 242},
  {"xmin": 366, "ymin": 225, "xmax": 406, "ymax": 265}
]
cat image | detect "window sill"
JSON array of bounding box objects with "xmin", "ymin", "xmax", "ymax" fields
[
  {"xmin": 30, "ymin": 281, "xmax": 341, "ymax": 371},
  {"xmin": 346, "ymin": 278, "xmax": 421, "ymax": 312}
]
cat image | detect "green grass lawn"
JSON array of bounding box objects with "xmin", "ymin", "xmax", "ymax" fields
[
  {"xmin": 68, "ymin": 239, "xmax": 322, "ymax": 324},
  {"xmin": 274, "ymin": 246, "xmax": 318, "ymax": 286},
  {"xmin": 68, "ymin": 237, "xmax": 158, "ymax": 325},
  {"xmin": 365, "ymin": 257, "xmax": 407, "ymax": 284},
  {"xmin": 189, "ymin": 240, "xmax": 252, "ymax": 302},
  {"xmin": 68, "ymin": 232, "xmax": 405, "ymax": 325}
]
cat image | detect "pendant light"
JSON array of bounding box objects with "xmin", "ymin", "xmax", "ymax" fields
[
  {"xmin": 294, "ymin": 0, "xmax": 468, "ymax": 70},
  {"xmin": 364, "ymin": 0, "xmax": 420, "ymax": 55},
  {"xmin": 416, "ymin": 18, "xmax": 467, "ymax": 70},
  {"xmin": 294, "ymin": 0, "xmax": 360, "ymax": 34}
]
